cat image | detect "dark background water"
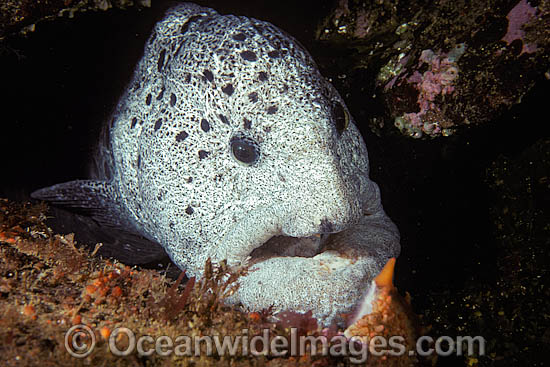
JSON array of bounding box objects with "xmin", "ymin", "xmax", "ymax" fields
[{"xmin": 1, "ymin": 1, "xmax": 549, "ymax": 365}]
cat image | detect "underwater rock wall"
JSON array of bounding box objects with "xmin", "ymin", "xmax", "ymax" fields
[{"xmin": 317, "ymin": 0, "xmax": 550, "ymax": 138}]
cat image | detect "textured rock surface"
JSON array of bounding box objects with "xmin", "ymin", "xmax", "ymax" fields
[{"xmin": 316, "ymin": 0, "xmax": 550, "ymax": 138}]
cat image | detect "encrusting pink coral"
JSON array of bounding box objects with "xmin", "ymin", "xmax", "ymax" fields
[
  {"xmin": 398, "ymin": 49, "xmax": 460, "ymax": 137},
  {"xmin": 502, "ymin": 0, "xmax": 539, "ymax": 54}
]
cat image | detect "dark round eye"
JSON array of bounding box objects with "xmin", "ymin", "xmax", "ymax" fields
[
  {"xmin": 332, "ymin": 101, "xmax": 349, "ymax": 134},
  {"xmin": 230, "ymin": 135, "xmax": 260, "ymax": 165}
]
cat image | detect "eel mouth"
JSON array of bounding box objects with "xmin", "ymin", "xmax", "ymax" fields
[
  {"xmin": 246, "ymin": 233, "xmax": 333, "ymax": 266},
  {"xmin": 214, "ymin": 204, "xmax": 349, "ymax": 268}
]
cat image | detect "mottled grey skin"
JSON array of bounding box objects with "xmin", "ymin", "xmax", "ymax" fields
[{"xmin": 32, "ymin": 3, "xmax": 400, "ymax": 325}]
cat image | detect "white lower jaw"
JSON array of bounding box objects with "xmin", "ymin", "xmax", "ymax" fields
[{"xmin": 213, "ymin": 205, "xmax": 284, "ymax": 266}]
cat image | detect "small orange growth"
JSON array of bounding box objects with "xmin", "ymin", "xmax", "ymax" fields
[
  {"xmin": 98, "ymin": 286, "xmax": 109, "ymax": 297},
  {"xmin": 100, "ymin": 326, "xmax": 111, "ymax": 340},
  {"xmin": 0, "ymin": 231, "xmax": 17, "ymax": 244},
  {"xmin": 85, "ymin": 284, "xmax": 97, "ymax": 295},
  {"xmin": 249, "ymin": 312, "xmax": 261, "ymax": 322},
  {"xmin": 22, "ymin": 304, "xmax": 36, "ymax": 318},
  {"xmin": 374, "ymin": 257, "xmax": 396, "ymax": 288},
  {"xmin": 52, "ymin": 268, "xmax": 65, "ymax": 280},
  {"xmin": 111, "ymin": 286, "xmax": 123, "ymax": 298},
  {"xmin": 72, "ymin": 314, "xmax": 82, "ymax": 325}
]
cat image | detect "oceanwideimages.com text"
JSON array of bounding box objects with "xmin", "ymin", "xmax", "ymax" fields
[{"xmin": 66, "ymin": 324, "xmax": 486, "ymax": 363}]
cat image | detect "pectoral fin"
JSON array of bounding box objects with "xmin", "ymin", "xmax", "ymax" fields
[
  {"xmin": 31, "ymin": 180, "xmax": 169, "ymax": 265},
  {"xmin": 31, "ymin": 180, "xmax": 124, "ymax": 228}
]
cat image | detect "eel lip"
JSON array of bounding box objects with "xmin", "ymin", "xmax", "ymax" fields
[
  {"xmin": 247, "ymin": 234, "xmax": 331, "ymax": 266},
  {"xmin": 214, "ymin": 205, "xmax": 312, "ymax": 265},
  {"xmin": 214, "ymin": 205, "xmax": 345, "ymax": 268}
]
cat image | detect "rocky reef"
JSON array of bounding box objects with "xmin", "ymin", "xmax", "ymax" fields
[
  {"xmin": 0, "ymin": 199, "xmax": 429, "ymax": 366},
  {"xmin": 316, "ymin": 0, "xmax": 550, "ymax": 138}
]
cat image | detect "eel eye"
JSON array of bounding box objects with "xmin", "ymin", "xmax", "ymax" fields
[
  {"xmin": 230, "ymin": 135, "xmax": 260, "ymax": 165},
  {"xmin": 332, "ymin": 101, "xmax": 349, "ymax": 135}
]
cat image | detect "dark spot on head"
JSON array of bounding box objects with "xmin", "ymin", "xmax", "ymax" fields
[
  {"xmin": 222, "ymin": 83, "xmax": 234, "ymax": 96},
  {"xmin": 170, "ymin": 93, "xmax": 177, "ymax": 107},
  {"xmin": 251, "ymin": 22, "xmax": 265, "ymax": 33},
  {"xmin": 243, "ymin": 118, "xmax": 252, "ymax": 129},
  {"xmin": 169, "ymin": 221, "xmax": 175, "ymax": 229},
  {"xmin": 157, "ymin": 190, "xmax": 164, "ymax": 201},
  {"xmin": 240, "ymin": 50, "xmax": 257, "ymax": 61},
  {"xmin": 200, "ymin": 118, "xmax": 210, "ymax": 132},
  {"xmin": 176, "ymin": 131, "xmax": 188, "ymax": 142},
  {"xmin": 258, "ymin": 71, "xmax": 268, "ymax": 82},
  {"xmin": 248, "ymin": 92, "xmax": 258, "ymax": 103},
  {"xmin": 198, "ymin": 150, "xmax": 210, "ymax": 160},
  {"xmin": 185, "ymin": 205, "xmax": 194, "ymax": 215},
  {"xmin": 181, "ymin": 15, "xmax": 203, "ymax": 34},
  {"xmin": 267, "ymin": 105, "xmax": 278, "ymax": 114},
  {"xmin": 156, "ymin": 88, "xmax": 164, "ymax": 100},
  {"xmin": 186, "ymin": 177, "xmax": 193, "ymax": 183},
  {"xmin": 203, "ymin": 69, "xmax": 214, "ymax": 82},
  {"xmin": 267, "ymin": 50, "xmax": 280, "ymax": 58},
  {"xmin": 219, "ymin": 114, "xmax": 230, "ymax": 125},
  {"xmin": 264, "ymin": 126, "xmax": 271, "ymax": 133},
  {"xmin": 146, "ymin": 93, "xmax": 152, "ymax": 105},
  {"xmin": 131, "ymin": 117, "xmax": 138, "ymax": 128},
  {"xmin": 196, "ymin": 15, "xmax": 215, "ymax": 27},
  {"xmin": 157, "ymin": 49, "xmax": 166, "ymax": 72},
  {"xmin": 232, "ymin": 33, "xmax": 246, "ymax": 41},
  {"xmin": 154, "ymin": 118, "xmax": 163, "ymax": 131}
]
